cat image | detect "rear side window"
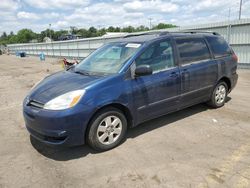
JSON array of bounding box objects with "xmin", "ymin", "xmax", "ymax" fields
[
  {"xmin": 205, "ymin": 36, "xmax": 231, "ymax": 58},
  {"xmin": 176, "ymin": 37, "xmax": 210, "ymax": 64}
]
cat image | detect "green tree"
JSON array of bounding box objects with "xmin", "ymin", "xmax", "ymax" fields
[
  {"xmin": 107, "ymin": 26, "xmax": 115, "ymax": 32},
  {"xmin": 15, "ymin": 29, "xmax": 37, "ymax": 43},
  {"xmin": 136, "ymin": 25, "xmax": 149, "ymax": 32},
  {"xmin": 8, "ymin": 35, "xmax": 18, "ymax": 44},
  {"xmin": 153, "ymin": 23, "xmax": 176, "ymax": 30},
  {"xmin": 38, "ymin": 29, "xmax": 60, "ymax": 42},
  {"xmin": 1, "ymin": 32, "xmax": 7, "ymax": 39},
  {"xmin": 97, "ymin": 28, "xmax": 106, "ymax": 37},
  {"xmin": 114, "ymin": 27, "xmax": 121, "ymax": 32},
  {"xmin": 88, "ymin": 27, "xmax": 97, "ymax": 37},
  {"xmin": 9, "ymin": 31, "xmax": 14, "ymax": 36},
  {"xmin": 122, "ymin": 26, "xmax": 135, "ymax": 33},
  {"xmin": 70, "ymin": 26, "xmax": 78, "ymax": 35},
  {"xmin": 54, "ymin": 30, "xmax": 68, "ymax": 40},
  {"xmin": 77, "ymin": 28, "xmax": 88, "ymax": 38}
]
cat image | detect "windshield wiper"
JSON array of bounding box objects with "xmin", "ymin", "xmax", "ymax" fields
[
  {"xmin": 74, "ymin": 70, "xmax": 90, "ymax": 76},
  {"xmin": 66, "ymin": 65, "xmax": 75, "ymax": 71}
]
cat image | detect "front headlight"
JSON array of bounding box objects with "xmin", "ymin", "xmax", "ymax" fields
[{"xmin": 44, "ymin": 90, "xmax": 85, "ymax": 110}]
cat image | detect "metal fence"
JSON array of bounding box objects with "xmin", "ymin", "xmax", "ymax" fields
[
  {"xmin": 7, "ymin": 18, "xmax": 250, "ymax": 66},
  {"xmin": 7, "ymin": 35, "xmax": 127, "ymax": 59},
  {"xmin": 0, "ymin": 45, "xmax": 5, "ymax": 52}
]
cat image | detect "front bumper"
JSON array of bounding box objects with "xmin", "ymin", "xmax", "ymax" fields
[{"xmin": 23, "ymin": 102, "xmax": 93, "ymax": 146}]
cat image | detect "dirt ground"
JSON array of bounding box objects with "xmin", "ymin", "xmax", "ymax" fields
[{"xmin": 0, "ymin": 54, "xmax": 250, "ymax": 188}]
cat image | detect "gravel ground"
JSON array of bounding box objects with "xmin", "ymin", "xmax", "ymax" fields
[{"xmin": 0, "ymin": 54, "xmax": 250, "ymax": 188}]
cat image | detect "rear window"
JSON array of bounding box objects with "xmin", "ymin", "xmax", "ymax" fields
[
  {"xmin": 176, "ymin": 37, "xmax": 210, "ymax": 64},
  {"xmin": 205, "ymin": 36, "xmax": 232, "ymax": 58}
]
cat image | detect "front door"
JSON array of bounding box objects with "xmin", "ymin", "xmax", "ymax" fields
[{"xmin": 130, "ymin": 38, "xmax": 181, "ymax": 123}]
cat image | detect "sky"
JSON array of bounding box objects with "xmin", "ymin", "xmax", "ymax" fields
[{"xmin": 0, "ymin": 0, "xmax": 250, "ymax": 34}]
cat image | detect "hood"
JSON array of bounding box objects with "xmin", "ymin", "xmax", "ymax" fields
[{"xmin": 29, "ymin": 71, "xmax": 104, "ymax": 104}]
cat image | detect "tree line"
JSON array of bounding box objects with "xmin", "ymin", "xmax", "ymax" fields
[{"xmin": 0, "ymin": 23, "xmax": 176, "ymax": 45}]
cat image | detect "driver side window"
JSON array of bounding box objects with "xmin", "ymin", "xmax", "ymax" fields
[{"xmin": 135, "ymin": 40, "xmax": 174, "ymax": 73}]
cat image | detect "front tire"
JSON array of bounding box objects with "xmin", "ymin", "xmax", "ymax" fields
[
  {"xmin": 208, "ymin": 81, "xmax": 228, "ymax": 108},
  {"xmin": 86, "ymin": 107, "xmax": 127, "ymax": 151}
]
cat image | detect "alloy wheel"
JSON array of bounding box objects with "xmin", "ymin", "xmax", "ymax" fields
[
  {"xmin": 97, "ymin": 115, "xmax": 122, "ymax": 145},
  {"xmin": 215, "ymin": 85, "xmax": 226, "ymax": 105}
]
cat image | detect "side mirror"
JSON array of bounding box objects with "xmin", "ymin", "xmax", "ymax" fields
[{"xmin": 135, "ymin": 65, "xmax": 153, "ymax": 77}]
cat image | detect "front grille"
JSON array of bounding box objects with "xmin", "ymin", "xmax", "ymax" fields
[{"xmin": 28, "ymin": 100, "xmax": 44, "ymax": 109}]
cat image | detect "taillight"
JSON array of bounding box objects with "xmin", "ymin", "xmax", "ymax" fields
[{"xmin": 232, "ymin": 53, "xmax": 238, "ymax": 63}]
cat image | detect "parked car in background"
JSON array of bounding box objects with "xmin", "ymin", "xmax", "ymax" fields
[
  {"xmin": 23, "ymin": 31, "xmax": 238, "ymax": 151},
  {"xmin": 58, "ymin": 34, "xmax": 82, "ymax": 41}
]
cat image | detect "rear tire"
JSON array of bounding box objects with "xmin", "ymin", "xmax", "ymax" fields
[
  {"xmin": 86, "ymin": 107, "xmax": 127, "ymax": 151},
  {"xmin": 207, "ymin": 81, "xmax": 228, "ymax": 108}
]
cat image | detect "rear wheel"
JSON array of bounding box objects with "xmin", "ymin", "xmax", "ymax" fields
[
  {"xmin": 86, "ymin": 107, "xmax": 127, "ymax": 151},
  {"xmin": 207, "ymin": 81, "xmax": 228, "ymax": 108}
]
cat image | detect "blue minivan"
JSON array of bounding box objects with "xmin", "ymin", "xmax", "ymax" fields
[{"xmin": 23, "ymin": 31, "xmax": 238, "ymax": 151}]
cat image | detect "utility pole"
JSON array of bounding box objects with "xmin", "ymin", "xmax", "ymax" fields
[
  {"xmin": 148, "ymin": 18, "xmax": 152, "ymax": 30},
  {"xmin": 49, "ymin": 23, "xmax": 54, "ymax": 57},
  {"xmin": 239, "ymin": 0, "xmax": 243, "ymax": 20},
  {"xmin": 49, "ymin": 24, "xmax": 52, "ymax": 40}
]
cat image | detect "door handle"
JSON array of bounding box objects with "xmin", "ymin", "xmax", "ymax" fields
[
  {"xmin": 181, "ymin": 69, "xmax": 189, "ymax": 76},
  {"xmin": 182, "ymin": 68, "xmax": 188, "ymax": 72},
  {"xmin": 170, "ymin": 71, "xmax": 178, "ymax": 78}
]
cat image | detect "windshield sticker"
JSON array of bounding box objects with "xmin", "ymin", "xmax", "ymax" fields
[{"xmin": 125, "ymin": 43, "xmax": 141, "ymax": 48}]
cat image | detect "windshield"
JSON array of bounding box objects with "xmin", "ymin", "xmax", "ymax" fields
[{"xmin": 75, "ymin": 42, "xmax": 141, "ymax": 75}]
